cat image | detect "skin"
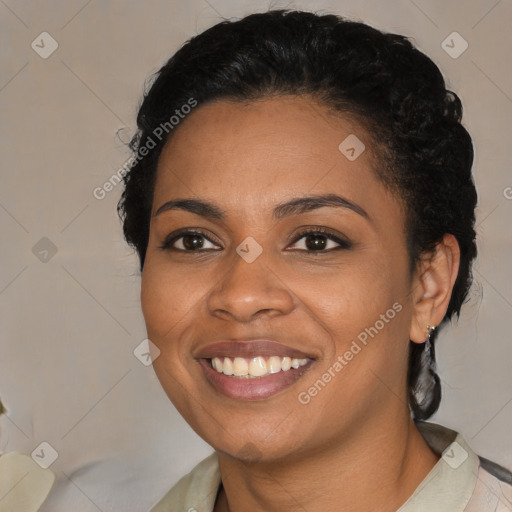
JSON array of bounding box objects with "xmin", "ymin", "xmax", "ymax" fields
[{"xmin": 141, "ymin": 95, "xmax": 460, "ymax": 512}]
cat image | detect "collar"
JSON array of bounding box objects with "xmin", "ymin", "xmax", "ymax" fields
[
  {"xmin": 397, "ymin": 422, "xmax": 479, "ymax": 512},
  {"xmin": 151, "ymin": 422, "xmax": 480, "ymax": 511}
]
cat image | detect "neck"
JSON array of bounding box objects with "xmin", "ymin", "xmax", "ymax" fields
[{"xmin": 214, "ymin": 411, "xmax": 439, "ymax": 512}]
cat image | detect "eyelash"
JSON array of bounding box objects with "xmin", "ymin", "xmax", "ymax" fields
[
  {"xmin": 295, "ymin": 228, "xmax": 352, "ymax": 251},
  {"xmin": 159, "ymin": 227, "xmax": 352, "ymax": 253},
  {"xmin": 159, "ymin": 229, "xmax": 216, "ymax": 252}
]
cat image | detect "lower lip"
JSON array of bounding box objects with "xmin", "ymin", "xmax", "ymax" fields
[{"xmin": 198, "ymin": 359, "xmax": 314, "ymax": 401}]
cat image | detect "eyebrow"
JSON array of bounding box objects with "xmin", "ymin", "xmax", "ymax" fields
[{"xmin": 154, "ymin": 193, "xmax": 369, "ymax": 221}]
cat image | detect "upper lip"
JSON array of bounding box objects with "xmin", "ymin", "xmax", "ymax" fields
[{"xmin": 195, "ymin": 339, "xmax": 315, "ymax": 360}]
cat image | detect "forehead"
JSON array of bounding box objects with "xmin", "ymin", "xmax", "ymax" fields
[{"xmin": 153, "ymin": 96, "xmax": 397, "ymax": 222}]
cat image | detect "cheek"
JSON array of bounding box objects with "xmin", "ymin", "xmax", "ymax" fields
[
  {"xmin": 140, "ymin": 259, "xmax": 204, "ymax": 343},
  {"xmin": 304, "ymin": 255, "xmax": 400, "ymax": 330},
  {"xmin": 140, "ymin": 261, "xmax": 204, "ymax": 410},
  {"xmin": 305, "ymin": 253, "xmax": 410, "ymax": 378},
  {"xmin": 140, "ymin": 266, "xmax": 169, "ymax": 339}
]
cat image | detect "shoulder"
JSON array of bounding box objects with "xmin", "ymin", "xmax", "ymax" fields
[
  {"xmin": 415, "ymin": 421, "xmax": 512, "ymax": 512},
  {"xmin": 150, "ymin": 452, "xmax": 221, "ymax": 512},
  {"xmin": 465, "ymin": 457, "xmax": 512, "ymax": 511}
]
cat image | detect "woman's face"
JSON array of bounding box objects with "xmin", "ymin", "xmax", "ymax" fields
[{"xmin": 141, "ymin": 96, "xmax": 418, "ymax": 461}]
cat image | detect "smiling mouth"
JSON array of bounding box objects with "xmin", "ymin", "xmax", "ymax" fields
[
  {"xmin": 196, "ymin": 339, "xmax": 315, "ymax": 400},
  {"xmin": 209, "ymin": 356, "xmax": 310, "ymax": 378}
]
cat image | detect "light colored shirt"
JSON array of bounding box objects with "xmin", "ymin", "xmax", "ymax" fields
[{"xmin": 150, "ymin": 422, "xmax": 512, "ymax": 511}]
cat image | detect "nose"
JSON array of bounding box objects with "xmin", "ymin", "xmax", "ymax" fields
[{"xmin": 206, "ymin": 249, "xmax": 295, "ymax": 323}]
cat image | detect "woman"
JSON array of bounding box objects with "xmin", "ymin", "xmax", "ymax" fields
[{"xmin": 118, "ymin": 10, "xmax": 512, "ymax": 511}]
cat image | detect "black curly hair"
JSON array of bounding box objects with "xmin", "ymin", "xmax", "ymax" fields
[{"xmin": 117, "ymin": 10, "xmax": 477, "ymax": 421}]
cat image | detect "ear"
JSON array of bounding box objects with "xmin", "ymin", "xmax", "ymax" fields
[{"xmin": 409, "ymin": 234, "xmax": 461, "ymax": 343}]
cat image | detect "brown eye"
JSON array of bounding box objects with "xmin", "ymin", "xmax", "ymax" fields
[
  {"xmin": 181, "ymin": 233, "xmax": 206, "ymax": 250},
  {"xmin": 288, "ymin": 229, "xmax": 351, "ymax": 252},
  {"xmin": 304, "ymin": 233, "xmax": 329, "ymax": 251},
  {"xmin": 160, "ymin": 230, "xmax": 221, "ymax": 251}
]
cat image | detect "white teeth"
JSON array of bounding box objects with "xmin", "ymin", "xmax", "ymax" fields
[
  {"xmin": 233, "ymin": 357, "xmax": 249, "ymax": 376},
  {"xmin": 222, "ymin": 357, "xmax": 234, "ymax": 375},
  {"xmin": 267, "ymin": 356, "xmax": 282, "ymax": 374},
  {"xmin": 212, "ymin": 357, "xmax": 223, "ymax": 372},
  {"xmin": 249, "ymin": 357, "xmax": 267, "ymax": 377},
  {"xmin": 210, "ymin": 355, "xmax": 311, "ymax": 378}
]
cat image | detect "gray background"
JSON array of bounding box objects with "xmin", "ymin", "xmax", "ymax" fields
[{"xmin": 1, "ymin": 1, "xmax": 511, "ymax": 510}]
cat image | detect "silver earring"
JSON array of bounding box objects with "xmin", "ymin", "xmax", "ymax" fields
[
  {"xmin": 412, "ymin": 325, "xmax": 437, "ymax": 407},
  {"xmin": 426, "ymin": 324, "xmax": 436, "ymax": 341},
  {"xmin": 424, "ymin": 325, "xmax": 437, "ymax": 375}
]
